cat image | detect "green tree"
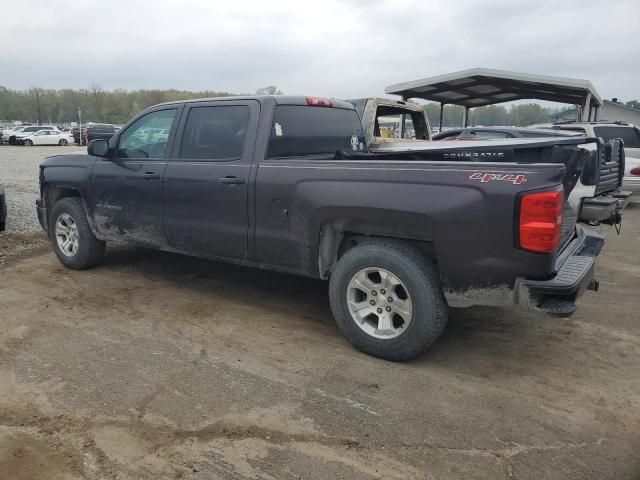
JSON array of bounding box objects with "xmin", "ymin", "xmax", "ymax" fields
[
  {"xmin": 0, "ymin": 85, "xmax": 242, "ymax": 124},
  {"xmin": 256, "ymin": 86, "xmax": 283, "ymax": 95}
]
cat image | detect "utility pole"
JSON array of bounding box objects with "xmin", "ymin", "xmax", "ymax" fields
[{"xmin": 78, "ymin": 109, "xmax": 82, "ymax": 145}]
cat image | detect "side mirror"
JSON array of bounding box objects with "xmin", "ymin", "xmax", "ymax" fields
[{"xmin": 88, "ymin": 139, "xmax": 112, "ymax": 159}]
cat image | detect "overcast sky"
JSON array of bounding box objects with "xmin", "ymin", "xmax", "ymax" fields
[{"xmin": 2, "ymin": 0, "xmax": 638, "ymax": 103}]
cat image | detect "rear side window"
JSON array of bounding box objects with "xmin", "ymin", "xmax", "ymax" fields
[
  {"xmin": 593, "ymin": 126, "xmax": 640, "ymax": 148},
  {"xmin": 268, "ymin": 106, "xmax": 365, "ymax": 158},
  {"xmin": 179, "ymin": 106, "xmax": 249, "ymax": 160}
]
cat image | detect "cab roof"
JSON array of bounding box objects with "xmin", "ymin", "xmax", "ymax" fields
[{"xmin": 154, "ymin": 95, "xmax": 356, "ymax": 110}]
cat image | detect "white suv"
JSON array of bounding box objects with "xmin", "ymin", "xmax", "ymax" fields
[{"xmin": 546, "ymin": 122, "xmax": 640, "ymax": 195}]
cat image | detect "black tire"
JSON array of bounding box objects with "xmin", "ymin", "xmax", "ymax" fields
[
  {"xmin": 23, "ymin": 139, "xmax": 33, "ymax": 146},
  {"xmin": 49, "ymin": 197, "xmax": 105, "ymax": 269},
  {"xmin": 59, "ymin": 139, "xmax": 68, "ymax": 146},
  {"xmin": 329, "ymin": 241, "xmax": 448, "ymax": 361}
]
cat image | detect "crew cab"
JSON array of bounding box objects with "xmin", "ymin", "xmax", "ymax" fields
[{"xmin": 37, "ymin": 95, "xmax": 606, "ymax": 361}]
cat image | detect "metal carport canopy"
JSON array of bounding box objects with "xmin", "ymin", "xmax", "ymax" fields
[{"xmin": 385, "ymin": 68, "xmax": 602, "ymax": 127}]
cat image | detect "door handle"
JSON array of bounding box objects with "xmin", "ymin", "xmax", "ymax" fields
[
  {"xmin": 219, "ymin": 176, "xmax": 246, "ymax": 185},
  {"xmin": 142, "ymin": 172, "xmax": 161, "ymax": 180}
]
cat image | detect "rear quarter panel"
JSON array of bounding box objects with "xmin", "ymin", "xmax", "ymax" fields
[{"xmin": 254, "ymin": 159, "xmax": 566, "ymax": 293}]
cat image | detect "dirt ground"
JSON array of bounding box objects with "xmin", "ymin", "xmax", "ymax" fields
[{"xmin": 1, "ymin": 205, "xmax": 639, "ymax": 479}]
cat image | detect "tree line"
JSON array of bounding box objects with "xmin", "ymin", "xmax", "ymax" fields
[
  {"xmin": 0, "ymin": 84, "xmax": 637, "ymax": 127},
  {"xmin": 423, "ymin": 99, "xmax": 640, "ymax": 128},
  {"xmin": 0, "ymin": 85, "xmax": 282, "ymax": 125},
  {"xmin": 423, "ymin": 102, "xmax": 556, "ymax": 128}
]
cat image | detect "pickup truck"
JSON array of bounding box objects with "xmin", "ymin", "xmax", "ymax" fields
[{"xmin": 37, "ymin": 95, "xmax": 605, "ymax": 361}]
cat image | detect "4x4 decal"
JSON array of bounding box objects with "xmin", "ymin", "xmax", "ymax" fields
[{"xmin": 469, "ymin": 172, "xmax": 527, "ymax": 185}]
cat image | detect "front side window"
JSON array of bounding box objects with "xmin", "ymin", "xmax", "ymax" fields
[
  {"xmin": 268, "ymin": 106, "xmax": 365, "ymax": 158},
  {"xmin": 593, "ymin": 126, "xmax": 640, "ymax": 148},
  {"xmin": 117, "ymin": 109, "xmax": 177, "ymax": 159},
  {"xmin": 178, "ymin": 105, "xmax": 249, "ymax": 160}
]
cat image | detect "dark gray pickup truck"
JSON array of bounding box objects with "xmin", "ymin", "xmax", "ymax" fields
[{"xmin": 37, "ymin": 95, "xmax": 605, "ymax": 360}]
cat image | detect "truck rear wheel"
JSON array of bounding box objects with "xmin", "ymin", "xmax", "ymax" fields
[
  {"xmin": 329, "ymin": 241, "xmax": 448, "ymax": 361},
  {"xmin": 50, "ymin": 197, "xmax": 105, "ymax": 269}
]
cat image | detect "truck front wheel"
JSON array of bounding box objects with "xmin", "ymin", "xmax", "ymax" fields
[
  {"xmin": 329, "ymin": 241, "xmax": 448, "ymax": 361},
  {"xmin": 50, "ymin": 197, "xmax": 105, "ymax": 269}
]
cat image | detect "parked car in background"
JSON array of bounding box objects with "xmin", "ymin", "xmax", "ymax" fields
[
  {"xmin": 72, "ymin": 124, "xmax": 118, "ymax": 145},
  {"xmin": 542, "ymin": 121, "xmax": 640, "ymax": 157},
  {"xmin": 531, "ymin": 121, "xmax": 640, "ymax": 196},
  {"xmin": 432, "ymin": 126, "xmax": 583, "ymax": 141},
  {"xmin": 21, "ymin": 129, "xmax": 74, "ymax": 146},
  {"xmin": 623, "ymin": 157, "xmax": 640, "ymax": 194},
  {"xmin": 558, "ymin": 122, "xmax": 640, "ymax": 195},
  {"xmin": 1, "ymin": 125, "xmax": 29, "ymax": 144},
  {"xmin": 14, "ymin": 126, "xmax": 60, "ymax": 145}
]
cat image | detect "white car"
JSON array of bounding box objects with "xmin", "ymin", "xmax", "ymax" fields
[
  {"xmin": 22, "ymin": 129, "xmax": 74, "ymax": 146},
  {"xmin": 1, "ymin": 125, "xmax": 29, "ymax": 144},
  {"xmin": 624, "ymin": 156, "xmax": 640, "ymax": 195}
]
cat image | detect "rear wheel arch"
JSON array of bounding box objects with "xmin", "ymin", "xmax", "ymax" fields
[{"xmin": 317, "ymin": 220, "xmax": 437, "ymax": 279}]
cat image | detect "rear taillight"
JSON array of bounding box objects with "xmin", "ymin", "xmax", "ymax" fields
[
  {"xmin": 631, "ymin": 167, "xmax": 640, "ymax": 176},
  {"xmin": 518, "ymin": 188, "xmax": 564, "ymax": 253},
  {"xmin": 306, "ymin": 96, "xmax": 333, "ymax": 107}
]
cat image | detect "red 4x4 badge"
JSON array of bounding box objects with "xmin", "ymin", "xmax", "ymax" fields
[{"xmin": 469, "ymin": 172, "xmax": 527, "ymax": 185}]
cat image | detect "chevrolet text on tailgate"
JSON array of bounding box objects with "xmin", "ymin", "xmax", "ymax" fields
[{"xmin": 37, "ymin": 95, "xmax": 605, "ymax": 361}]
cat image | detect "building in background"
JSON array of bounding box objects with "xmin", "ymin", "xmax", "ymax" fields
[{"xmin": 552, "ymin": 99, "xmax": 640, "ymax": 124}]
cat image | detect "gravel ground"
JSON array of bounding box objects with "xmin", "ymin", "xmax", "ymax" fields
[
  {"xmin": 0, "ymin": 144, "xmax": 84, "ymax": 233},
  {"xmin": 0, "ymin": 145, "xmax": 639, "ymax": 479}
]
